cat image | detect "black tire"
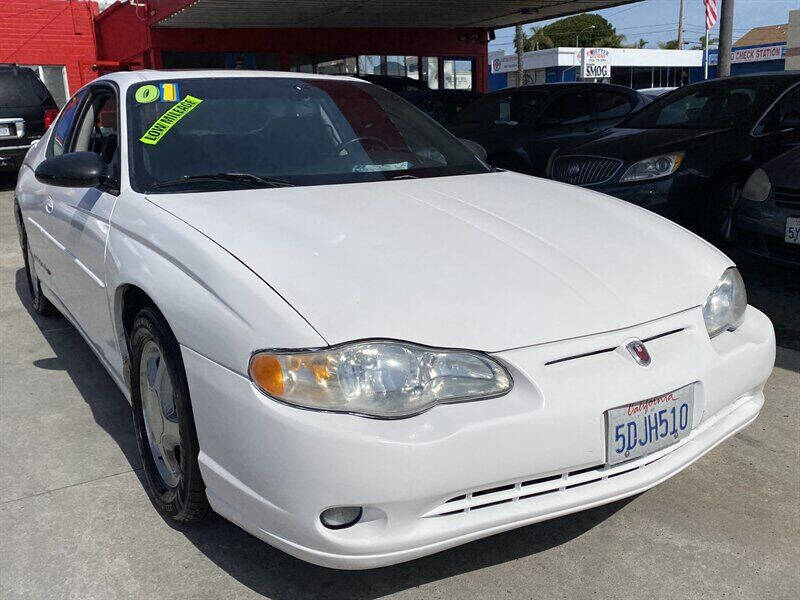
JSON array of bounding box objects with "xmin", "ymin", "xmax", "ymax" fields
[
  {"xmin": 130, "ymin": 306, "xmax": 209, "ymax": 522},
  {"xmin": 15, "ymin": 205, "xmax": 57, "ymax": 316},
  {"xmin": 704, "ymin": 176, "xmax": 742, "ymax": 245}
]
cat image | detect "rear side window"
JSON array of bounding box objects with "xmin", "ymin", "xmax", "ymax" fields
[
  {"xmin": 0, "ymin": 68, "xmax": 53, "ymax": 108},
  {"xmin": 594, "ymin": 92, "xmax": 634, "ymax": 119},
  {"xmin": 754, "ymin": 84, "xmax": 800, "ymax": 135},
  {"xmin": 49, "ymin": 92, "xmax": 85, "ymax": 156},
  {"xmin": 540, "ymin": 91, "xmax": 592, "ymax": 124},
  {"xmin": 455, "ymin": 91, "xmax": 546, "ymax": 125}
]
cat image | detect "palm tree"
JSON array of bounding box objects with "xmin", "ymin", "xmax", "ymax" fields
[
  {"xmin": 526, "ymin": 26, "xmax": 554, "ymax": 51},
  {"xmin": 597, "ymin": 32, "xmax": 627, "ymax": 48},
  {"xmin": 659, "ymin": 39, "xmax": 680, "ymax": 49}
]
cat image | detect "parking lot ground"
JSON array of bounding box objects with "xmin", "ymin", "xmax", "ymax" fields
[{"xmin": 1, "ymin": 176, "xmax": 798, "ymax": 600}]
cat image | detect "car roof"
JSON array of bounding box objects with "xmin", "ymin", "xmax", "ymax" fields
[
  {"xmin": 93, "ymin": 69, "xmax": 364, "ymax": 89},
  {"xmin": 486, "ymin": 82, "xmax": 640, "ymax": 96}
]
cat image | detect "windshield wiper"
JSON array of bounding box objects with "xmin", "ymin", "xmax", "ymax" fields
[{"xmin": 150, "ymin": 172, "xmax": 295, "ymax": 190}]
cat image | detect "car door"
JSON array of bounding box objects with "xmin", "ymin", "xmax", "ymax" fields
[
  {"xmin": 24, "ymin": 89, "xmax": 88, "ymax": 297},
  {"xmin": 41, "ymin": 83, "xmax": 121, "ymax": 366},
  {"xmin": 519, "ymin": 89, "xmax": 595, "ymax": 175},
  {"xmin": 750, "ymin": 83, "xmax": 800, "ymax": 165}
]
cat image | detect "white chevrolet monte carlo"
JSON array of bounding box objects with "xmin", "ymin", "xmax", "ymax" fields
[{"xmin": 14, "ymin": 71, "xmax": 775, "ymax": 569}]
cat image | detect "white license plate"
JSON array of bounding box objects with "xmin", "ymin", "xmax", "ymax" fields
[
  {"xmin": 606, "ymin": 385, "xmax": 694, "ymax": 466},
  {"xmin": 786, "ymin": 217, "xmax": 800, "ymax": 245},
  {"xmin": 0, "ymin": 125, "xmax": 10, "ymax": 137}
]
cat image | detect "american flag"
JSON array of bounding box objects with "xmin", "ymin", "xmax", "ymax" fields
[{"xmin": 704, "ymin": 0, "xmax": 718, "ymax": 30}]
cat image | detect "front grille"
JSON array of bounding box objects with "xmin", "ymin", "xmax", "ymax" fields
[
  {"xmin": 550, "ymin": 155, "xmax": 622, "ymax": 186},
  {"xmin": 774, "ymin": 186, "xmax": 800, "ymax": 208},
  {"xmin": 424, "ymin": 457, "xmax": 676, "ymax": 518}
]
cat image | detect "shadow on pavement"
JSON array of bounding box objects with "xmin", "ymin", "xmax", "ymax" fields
[
  {"xmin": 14, "ymin": 268, "xmax": 142, "ymax": 472},
  {"xmin": 167, "ymin": 496, "xmax": 633, "ymax": 600},
  {"xmin": 1, "ymin": 173, "xmax": 17, "ymax": 192}
]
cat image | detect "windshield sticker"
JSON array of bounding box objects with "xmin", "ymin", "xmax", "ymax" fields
[
  {"xmin": 352, "ymin": 162, "xmax": 413, "ymax": 173},
  {"xmin": 134, "ymin": 84, "xmax": 159, "ymax": 104},
  {"xmin": 134, "ymin": 83, "xmax": 181, "ymax": 104},
  {"xmin": 139, "ymin": 95, "xmax": 203, "ymax": 145},
  {"xmin": 159, "ymin": 82, "xmax": 180, "ymax": 102}
]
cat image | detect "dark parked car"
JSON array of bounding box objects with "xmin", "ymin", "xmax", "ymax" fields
[
  {"xmin": 1, "ymin": 65, "xmax": 58, "ymax": 173},
  {"xmin": 448, "ymin": 82, "xmax": 650, "ymax": 176},
  {"xmin": 359, "ymin": 75, "xmax": 482, "ymax": 125},
  {"xmin": 358, "ymin": 74, "xmax": 429, "ymax": 95},
  {"xmin": 407, "ymin": 89, "xmax": 482, "ymax": 125},
  {"xmin": 549, "ymin": 72, "xmax": 800, "ymax": 240},
  {"xmin": 734, "ymin": 147, "xmax": 800, "ymax": 264}
]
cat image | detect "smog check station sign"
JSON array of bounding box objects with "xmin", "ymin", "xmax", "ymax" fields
[{"xmin": 581, "ymin": 48, "xmax": 611, "ymax": 79}]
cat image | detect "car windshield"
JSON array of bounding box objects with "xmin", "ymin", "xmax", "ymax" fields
[
  {"xmin": 621, "ymin": 79, "xmax": 784, "ymax": 130},
  {"xmin": 126, "ymin": 77, "xmax": 489, "ymax": 193}
]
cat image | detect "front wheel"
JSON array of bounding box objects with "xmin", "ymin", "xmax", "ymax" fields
[{"xmin": 130, "ymin": 306, "xmax": 209, "ymax": 522}]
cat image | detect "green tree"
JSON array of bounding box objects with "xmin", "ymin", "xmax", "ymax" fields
[
  {"xmin": 538, "ymin": 14, "xmax": 624, "ymax": 48},
  {"xmin": 629, "ymin": 38, "xmax": 648, "ymax": 49},
  {"xmin": 691, "ymin": 35, "xmax": 719, "ymax": 50},
  {"xmin": 658, "ymin": 39, "xmax": 680, "ymax": 49},
  {"xmin": 523, "ymin": 26, "xmax": 555, "ymax": 51}
]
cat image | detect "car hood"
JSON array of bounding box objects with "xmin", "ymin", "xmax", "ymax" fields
[
  {"xmin": 563, "ymin": 126, "xmax": 738, "ymax": 162},
  {"xmin": 146, "ymin": 172, "xmax": 731, "ymax": 351}
]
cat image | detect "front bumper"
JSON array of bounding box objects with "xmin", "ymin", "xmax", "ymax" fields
[{"xmin": 183, "ymin": 305, "xmax": 775, "ymax": 569}]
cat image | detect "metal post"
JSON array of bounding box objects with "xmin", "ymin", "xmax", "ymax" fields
[
  {"xmin": 515, "ymin": 24, "xmax": 525, "ymax": 86},
  {"xmin": 677, "ymin": 0, "xmax": 684, "ymax": 49},
  {"xmin": 718, "ymin": 0, "xmax": 734, "ymax": 77},
  {"xmin": 704, "ymin": 30, "xmax": 710, "ymax": 79}
]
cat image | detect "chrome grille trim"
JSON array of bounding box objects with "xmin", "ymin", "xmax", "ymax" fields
[{"xmin": 551, "ymin": 155, "xmax": 623, "ymax": 186}]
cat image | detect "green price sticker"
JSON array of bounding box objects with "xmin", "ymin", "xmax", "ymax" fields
[
  {"xmin": 139, "ymin": 95, "xmax": 203, "ymax": 145},
  {"xmin": 134, "ymin": 84, "xmax": 159, "ymax": 104}
]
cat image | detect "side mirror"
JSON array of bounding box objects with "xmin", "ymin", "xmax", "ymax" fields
[
  {"xmin": 35, "ymin": 151, "xmax": 110, "ymax": 188},
  {"xmin": 460, "ymin": 138, "xmax": 488, "ymax": 162}
]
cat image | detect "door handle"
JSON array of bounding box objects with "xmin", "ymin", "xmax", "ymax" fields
[{"xmin": 44, "ymin": 197, "xmax": 54, "ymax": 214}]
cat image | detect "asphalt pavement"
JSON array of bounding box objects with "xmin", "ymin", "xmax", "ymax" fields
[{"xmin": 1, "ymin": 174, "xmax": 798, "ymax": 600}]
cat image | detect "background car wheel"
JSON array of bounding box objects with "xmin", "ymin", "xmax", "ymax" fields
[
  {"xmin": 130, "ymin": 306, "xmax": 209, "ymax": 522},
  {"xmin": 705, "ymin": 177, "xmax": 742, "ymax": 244},
  {"xmin": 15, "ymin": 206, "xmax": 56, "ymax": 316}
]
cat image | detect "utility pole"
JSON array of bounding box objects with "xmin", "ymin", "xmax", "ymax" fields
[
  {"xmin": 677, "ymin": 0, "xmax": 684, "ymax": 49},
  {"xmin": 515, "ymin": 24, "xmax": 525, "ymax": 86},
  {"xmin": 718, "ymin": 0, "xmax": 735, "ymax": 77}
]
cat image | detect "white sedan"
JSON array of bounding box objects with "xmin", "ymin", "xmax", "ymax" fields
[{"xmin": 14, "ymin": 71, "xmax": 775, "ymax": 569}]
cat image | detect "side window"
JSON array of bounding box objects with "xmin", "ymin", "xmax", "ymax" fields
[
  {"xmin": 539, "ymin": 91, "xmax": 592, "ymax": 125},
  {"xmin": 73, "ymin": 90, "xmax": 119, "ymax": 165},
  {"xmin": 455, "ymin": 92, "xmax": 545, "ymax": 126},
  {"xmin": 593, "ymin": 92, "xmax": 634, "ymax": 120},
  {"xmin": 49, "ymin": 91, "xmax": 85, "ymax": 156},
  {"xmin": 754, "ymin": 85, "xmax": 800, "ymax": 135}
]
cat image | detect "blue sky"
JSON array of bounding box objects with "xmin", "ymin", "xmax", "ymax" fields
[{"xmin": 489, "ymin": 0, "xmax": 799, "ymax": 52}]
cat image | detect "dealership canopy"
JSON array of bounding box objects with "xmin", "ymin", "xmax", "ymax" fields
[{"xmin": 150, "ymin": 0, "xmax": 641, "ymax": 28}]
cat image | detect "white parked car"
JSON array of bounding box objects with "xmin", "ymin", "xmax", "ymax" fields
[{"xmin": 14, "ymin": 71, "xmax": 775, "ymax": 569}]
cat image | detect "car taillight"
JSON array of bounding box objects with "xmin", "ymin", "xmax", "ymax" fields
[{"xmin": 43, "ymin": 108, "xmax": 59, "ymax": 129}]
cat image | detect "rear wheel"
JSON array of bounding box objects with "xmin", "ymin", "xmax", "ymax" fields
[
  {"xmin": 16, "ymin": 206, "xmax": 56, "ymax": 316},
  {"xmin": 130, "ymin": 306, "xmax": 209, "ymax": 522}
]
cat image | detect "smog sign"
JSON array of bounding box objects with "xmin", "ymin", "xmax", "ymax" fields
[{"xmin": 581, "ymin": 47, "xmax": 611, "ymax": 79}]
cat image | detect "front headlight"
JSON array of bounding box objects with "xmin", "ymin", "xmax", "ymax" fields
[
  {"xmin": 702, "ymin": 268, "xmax": 747, "ymax": 338},
  {"xmin": 249, "ymin": 340, "xmax": 512, "ymax": 418},
  {"xmin": 741, "ymin": 168, "xmax": 771, "ymax": 202},
  {"xmin": 619, "ymin": 151, "xmax": 685, "ymax": 182}
]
